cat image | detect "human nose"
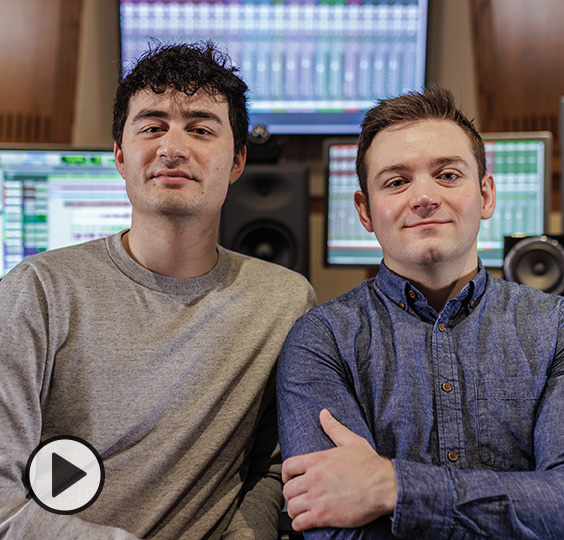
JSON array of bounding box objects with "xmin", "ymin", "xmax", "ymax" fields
[
  {"xmin": 158, "ymin": 128, "xmax": 189, "ymax": 163},
  {"xmin": 410, "ymin": 178, "xmax": 441, "ymax": 216}
]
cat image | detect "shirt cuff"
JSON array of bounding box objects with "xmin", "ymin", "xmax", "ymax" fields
[{"xmin": 391, "ymin": 459, "xmax": 453, "ymax": 539}]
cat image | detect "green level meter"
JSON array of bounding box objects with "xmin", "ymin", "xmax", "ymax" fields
[{"xmin": 62, "ymin": 156, "xmax": 103, "ymax": 166}]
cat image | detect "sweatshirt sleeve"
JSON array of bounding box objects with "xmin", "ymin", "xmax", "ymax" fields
[
  {"xmin": 0, "ymin": 264, "xmax": 139, "ymax": 540},
  {"xmin": 222, "ymin": 281, "xmax": 317, "ymax": 540},
  {"xmin": 221, "ymin": 392, "xmax": 284, "ymax": 540}
]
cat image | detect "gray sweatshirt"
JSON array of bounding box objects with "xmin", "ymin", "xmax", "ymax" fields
[{"xmin": 0, "ymin": 232, "xmax": 316, "ymax": 539}]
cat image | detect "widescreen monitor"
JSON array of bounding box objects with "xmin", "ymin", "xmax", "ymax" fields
[
  {"xmin": 0, "ymin": 146, "xmax": 131, "ymax": 278},
  {"xmin": 324, "ymin": 131, "xmax": 553, "ymax": 268},
  {"xmin": 119, "ymin": 0, "xmax": 430, "ymax": 135}
]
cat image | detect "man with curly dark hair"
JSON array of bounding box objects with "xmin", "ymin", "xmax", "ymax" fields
[{"xmin": 0, "ymin": 42, "xmax": 315, "ymax": 539}]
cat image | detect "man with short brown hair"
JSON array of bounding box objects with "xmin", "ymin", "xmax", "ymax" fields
[{"xmin": 278, "ymin": 86, "xmax": 564, "ymax": 539}]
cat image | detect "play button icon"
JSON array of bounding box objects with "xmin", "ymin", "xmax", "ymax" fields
[
  {"xmin": 51, "ymin": 452, "xmax": 88, "ymax": 497},
  {"xmin": 25, "ymin": 436, "xmax": 104, "ymax": 514}
]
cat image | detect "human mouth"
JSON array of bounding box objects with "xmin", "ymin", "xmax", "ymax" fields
[
  {"xmin": 405, "ymin": 220, "xmax": 450, "ymax": 229},
  {"xmin": 152, "ymin": 169, "xmax": 197, "ymax": 184}
]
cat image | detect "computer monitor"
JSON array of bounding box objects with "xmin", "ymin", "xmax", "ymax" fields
[
  {"xmin": 119, "ymin": 0, "xmax": 430, "ymax": 135},
  {"xmin": 324, "ymin": 131, "xmax": 553, "ymax": 268},
  {"xmin": 0, "ymin": 146, "xmax": 132, "ymax": 278}
]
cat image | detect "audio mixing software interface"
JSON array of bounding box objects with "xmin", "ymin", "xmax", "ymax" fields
[
  {"xmin": 325, "ymin": 135, "xmax": 551, "ymax": 268},
  {"xmin": 479, "ymin": 138, "xmax": 548, "ymax": 266},
  {"xmin": 0, "ymin": 149, "xmax": 132, "ymax": 278},
  {"xmin": 120, "ymin": 0, "xmax": 428, "ymax": 133}
]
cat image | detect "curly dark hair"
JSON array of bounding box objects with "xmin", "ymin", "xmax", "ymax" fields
[
  {"xmin": 356, "ymin": 86, "xmax": 485, "ymax": 198},
  {"xmin": 113, "ymin": 42, "xmax": 249, "ymax": 154}
]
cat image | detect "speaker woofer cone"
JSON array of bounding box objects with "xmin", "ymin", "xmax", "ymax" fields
[
  {"xmin": 232, "ymin": 222, "xmax": 297, "ymax": 268},
  {"xmin": 503, "ymin": 235, "xmax": 564, "ymax": 294}
]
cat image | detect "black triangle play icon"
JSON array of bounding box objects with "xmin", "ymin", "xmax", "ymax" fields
[{"xmin": 52, "ymin": 453, "xmax": 87, "ymax": 498}]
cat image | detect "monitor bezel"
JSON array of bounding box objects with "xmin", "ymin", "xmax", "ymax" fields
[{"xmin": 0, "ymin": 143, "xmax": 116, "ymax": 155}]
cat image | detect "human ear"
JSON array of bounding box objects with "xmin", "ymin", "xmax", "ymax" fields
[
  {"xmin": 354, "ymin": 190, "xmax": 374, "ymax": 233},
  {"xmin": 229, "ymin": 146, "xmax": 247, "ymax": 185},
  {"xmin": 114, "ymin": 142, "xmax": 126, "ymax": 180},
  {"xmin": 480, "ymin": 174, "xmax": 496, "ymax": 220}
]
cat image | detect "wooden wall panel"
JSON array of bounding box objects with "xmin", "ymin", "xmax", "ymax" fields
[
  {"xmin": 471, "ymin": 0, "xmax": 564, "ymax": 209},
  {"xmin": 472, "ymin": 0, "xmax": 564, "ymax": 131},
  {"xmin": 0, "ymin": 0, "xmax": 82, "ymax": 143}
]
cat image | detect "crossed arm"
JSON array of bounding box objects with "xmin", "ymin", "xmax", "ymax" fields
[
  {"xmin": 282, "ymin": 409, "xmax": 397, "ymax": 532},
  {"xmin": 280, "ymin": 403, "xmax": 564, "ymax": 540},
  {"xmin": 277, "ymin": 315, "xmax": 564, "ymax": 539}
]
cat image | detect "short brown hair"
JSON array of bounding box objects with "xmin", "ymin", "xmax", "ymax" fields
[{"xmin": 356, "ymin": 86, "xmax": 485, "ymax": 197}]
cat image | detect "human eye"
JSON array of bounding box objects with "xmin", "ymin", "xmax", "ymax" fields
[
  {"xmin": 140, "ymin": 124, "xmax": 165, "ymax": 135},
  {"xmin": 191, "ymin": 127, "xmax": 212, "ymax": 136},
  {"xmin": 438, "ymin": 170, "xmax": 460, "ymax": 183},
  {"xmin": 188, "ymin": 119, "xmax": 220, "ymax": 137},
  {"xmin": 384, "ymin": 177, "xmax": 408, "ymax": 190}
]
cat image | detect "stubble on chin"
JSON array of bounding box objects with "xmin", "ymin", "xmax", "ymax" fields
[{"xmin": 406, "ymin": 242, "xmax": 450, "ymax": 267}]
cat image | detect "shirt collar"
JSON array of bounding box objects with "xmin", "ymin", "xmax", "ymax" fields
[{"xmin": 373, "ymin": 259, "xmax": 488, "ymax": 324}]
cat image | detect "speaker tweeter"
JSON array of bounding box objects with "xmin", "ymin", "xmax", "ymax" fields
[{"xmin": 246, "ymin": 125, "xmax": 286, "ymax": 164}]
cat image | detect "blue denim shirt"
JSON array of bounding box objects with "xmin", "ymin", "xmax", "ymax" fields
[{"xmin": 277, "ymin": 262, "xmax": 564, "ymax": 539}]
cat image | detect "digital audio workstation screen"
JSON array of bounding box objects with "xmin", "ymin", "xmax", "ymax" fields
[
  {"xmin": 479, "ymin": 139, "xmax": 548, "ymax": 267},
  {"xmin": 325, "ymin": 142, "xmax": 380, "ymax": 263},
  {"xmin": 119, "ymin": 0, "xmax": 429, "ymax": 134},
  {"xmin": 325, "ymin": 135, "xmax": 550, "ymax": 268},
  {"xmin": 0, "ymin": 149, "xmax": 132, "ymax": 278}
]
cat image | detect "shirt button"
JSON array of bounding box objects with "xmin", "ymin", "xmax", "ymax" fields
[
  {"xmin": 409, "ymin": 528, "xmax": 423, "ymax": 537},
  {"xmin": 470, "ymin": 300, "xmax": 477, "ymax": 308},
  {"xmin": 441, "ymin": 382, "xmax": 452, "ymax": 393},
  {"xmin": 408, "ymin": 290, "xmax": 416, "ymax": 299},
  {"xmin": 448, "ymin": 450, "xmax": 459, "ymax": 462},
  {"xmin": 399, "ymin": 303, "xmax": 406, "ymax": 310},
  {"xmin": 438, "ymin": 323, "xmax": 445, "ymax": 332}
]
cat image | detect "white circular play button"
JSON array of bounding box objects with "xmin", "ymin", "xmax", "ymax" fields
[{"xmin": 25, "ymin": 436, "xmax": 105, "ymax": 514}]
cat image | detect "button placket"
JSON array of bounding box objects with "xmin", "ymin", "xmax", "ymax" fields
[{"xmin": 433, "ymin": 317, "xmax": 464, "ymax": 468}]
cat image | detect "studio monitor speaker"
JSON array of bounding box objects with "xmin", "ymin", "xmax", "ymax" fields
[
  {"xmin": 220, "ymin": 164, "xmax": 310, "ymax": 277},
  {"xmin": 503, "ymin": 235, "xmax": 564, "ymax": 295}
]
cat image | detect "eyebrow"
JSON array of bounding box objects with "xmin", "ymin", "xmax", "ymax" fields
[
  {"xmin": 431, "ymin": 156, "xmax": 472, "ymax": 169},
  {"xmin": 130, "ymin": 108, "xmax": 223, "ymax": 125},
  {"xmin": 375, "ymin": 156, "xmax": 472, "ymax": 179}
]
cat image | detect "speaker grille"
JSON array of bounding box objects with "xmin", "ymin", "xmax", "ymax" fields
[
  {"xmin": 503, "ymin": 235, "xmax": 564, "ymax": 294},
  {"xmin": 220, "ymin": 164, "xmax": 309, "ymax": 277}
]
